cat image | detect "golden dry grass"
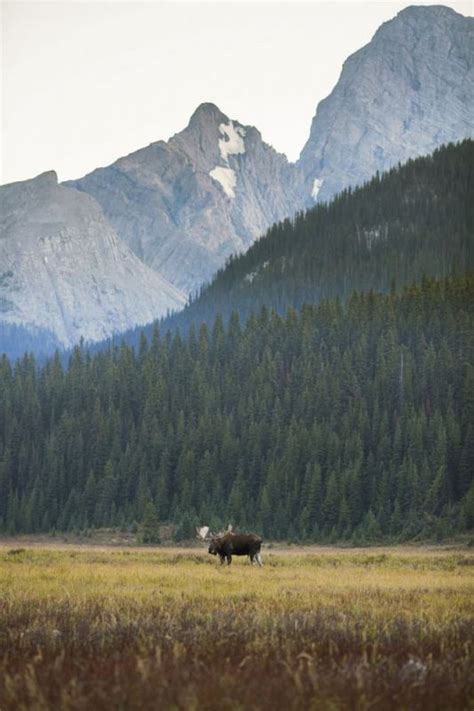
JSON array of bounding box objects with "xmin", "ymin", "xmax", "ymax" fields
[{"xmin": 0, "ymin": 546, "xmax": 473, "ymax": 710}]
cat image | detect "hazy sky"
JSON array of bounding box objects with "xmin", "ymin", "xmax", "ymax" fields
[{"xmin": 1, "ymin": 0, "xmax": 471, "ymax": 184}]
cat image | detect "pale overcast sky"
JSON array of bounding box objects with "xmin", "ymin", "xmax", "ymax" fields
[{"xmin": 1, "ymin": 0, "xmax": 472, "ymax": 184}]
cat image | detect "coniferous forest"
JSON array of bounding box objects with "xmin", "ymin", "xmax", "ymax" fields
[{"xmin": 1, "ymin": 274, "xmax": 473, "ymax": 541}]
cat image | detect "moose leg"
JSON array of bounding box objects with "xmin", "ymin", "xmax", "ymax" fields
[
  {"xmin": 219, "ymin": 554, "xmax": 225, "ymax": 565},
  {"xmin": 249, "ymin": 548, "xmax": 258, "ymax": 565},
  {"xmin": 255, "ymin": 552, "xmax": 263, "ymax": 567},
  {"xmin": 226, "ymin": 554, "xmax": 232, "ymax": 565}
]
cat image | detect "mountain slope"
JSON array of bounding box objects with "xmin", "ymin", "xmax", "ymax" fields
[
  {"xmin": 155, "ymin": 140, "xmax": 473, "ymax": 337},
  {"xmin": 299, "ymin": 6, "xmax": 474, "ymax": 203},
  {"xmin": 0, "ymin": 171, "xmax": 185, "ymax": 351},
  {"xmin": 66, "ymin": 103, "xmax": 305, "ymax": 296}
]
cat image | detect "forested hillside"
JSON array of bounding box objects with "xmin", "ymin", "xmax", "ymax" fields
[
  {"xmin": 1, "ymin": 274, "xmax": 472, "ymax": 540},
  {"xmin": 155, "ymin": 140, "xmax": 472, "ymax": 338}
]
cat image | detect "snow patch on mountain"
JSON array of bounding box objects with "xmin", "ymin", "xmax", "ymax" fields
[
  {"xmin": 218, "ymin": 121, "xmax": 246, "ymax": 163},
  {"xmin": 311, "ymin": 178, "xmax": 324, "ymax": 199},
  {"xmin": 209, "ymin": 166, "xmax": 237, "ymax": 198},
  {"xmin": 209, "ymin": 121, "xmax": 246, "ymax": 198}
]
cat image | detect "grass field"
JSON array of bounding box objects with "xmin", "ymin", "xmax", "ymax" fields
[{"xmin": 0, "ymin": 545, "xmax": 473, "ymax": 710}]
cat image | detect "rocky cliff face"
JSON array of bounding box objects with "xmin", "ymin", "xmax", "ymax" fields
[
  {"xmin": 298, "ymin": 6, "xmax": 474, "ymax": 203},
  {"xmin": 66, "ymin": 103, "xmax": 305, "ymax": 296},
  {"xmin": 0, "ymin": 171, "xmax": 185, "ymax": 348}
]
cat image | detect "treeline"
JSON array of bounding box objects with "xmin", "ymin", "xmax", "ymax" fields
[
  {"xmin": 0, "ymin": 323, "xmax": 61, "ymax": 364},
  {"xmin": 156, "ymin": 140, "xmax": 473, "ymax": 338},
  {"xmin": 0, "ymin": 275, "xmax": 473, "ymax": 541}
]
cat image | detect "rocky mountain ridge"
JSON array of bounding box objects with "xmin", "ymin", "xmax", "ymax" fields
[{"xmin": 0, "ymin": 171, "xmax": 185, "ymax": 348}]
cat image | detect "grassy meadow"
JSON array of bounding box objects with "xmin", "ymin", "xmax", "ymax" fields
[{"xmin": 0, "ymin": 545, "xmax": 473, "ymax": 710}]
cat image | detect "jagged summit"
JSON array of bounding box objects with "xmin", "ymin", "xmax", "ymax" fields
[
  {"xmin": 187, "ymin": 102, "xmax": 229, "ymax": 127},
  {"xmin": 67, "ymin": 103, "xmax": 304, "ymax": 295},
  {"xmin": 30, "ymin": 169, "xmax": 58, "ymax": 185},
  {"xmin": 373, "ymin": 4, "xmax": 471, "ymax": 45},
  {"xmin": 298, "ymin": 4, "xmax": 473, "ymax": 203},
  {"xmin": 2, "ymin": 170, "xmax": 58, "ymax": 190},
  {"xmin": 393, "ymin": 4, "xmax": 463, "ymax": 20}
]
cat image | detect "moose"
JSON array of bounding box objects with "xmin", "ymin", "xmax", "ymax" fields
[{"xmin": 196, "ymin": 525, "xmax": 263, "ymax": 566}]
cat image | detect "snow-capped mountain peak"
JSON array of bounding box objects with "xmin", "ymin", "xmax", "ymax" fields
[{"xmin": 66, "ymin": 103, "xmax": 304, "ymax": 295}]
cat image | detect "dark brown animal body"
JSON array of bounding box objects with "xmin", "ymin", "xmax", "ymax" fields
[{"xmin": 208, "ymin": 532, "xmax": 263, "ymax": 566}]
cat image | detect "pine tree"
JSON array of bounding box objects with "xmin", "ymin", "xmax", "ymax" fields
[{"xmin": 140, "ymin": 501, "xmax": 161, "ymax": 544}]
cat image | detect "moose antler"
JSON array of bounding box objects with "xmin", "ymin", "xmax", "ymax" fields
[
  {"xmin": 196, "ymin": 526, "xmax": 211, "ymax": 540},
  {"xmin": 196, "ymin": 524, "xmax": 233, "ymax": 541},
  {"xmin": 214, "ymin": 524, "xmax": 233, "ymax": 537}
]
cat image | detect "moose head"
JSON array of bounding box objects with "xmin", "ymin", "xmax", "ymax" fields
[{"xmin": 196, "ymin": 525, "xmax": 233, "ymax": 545}]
